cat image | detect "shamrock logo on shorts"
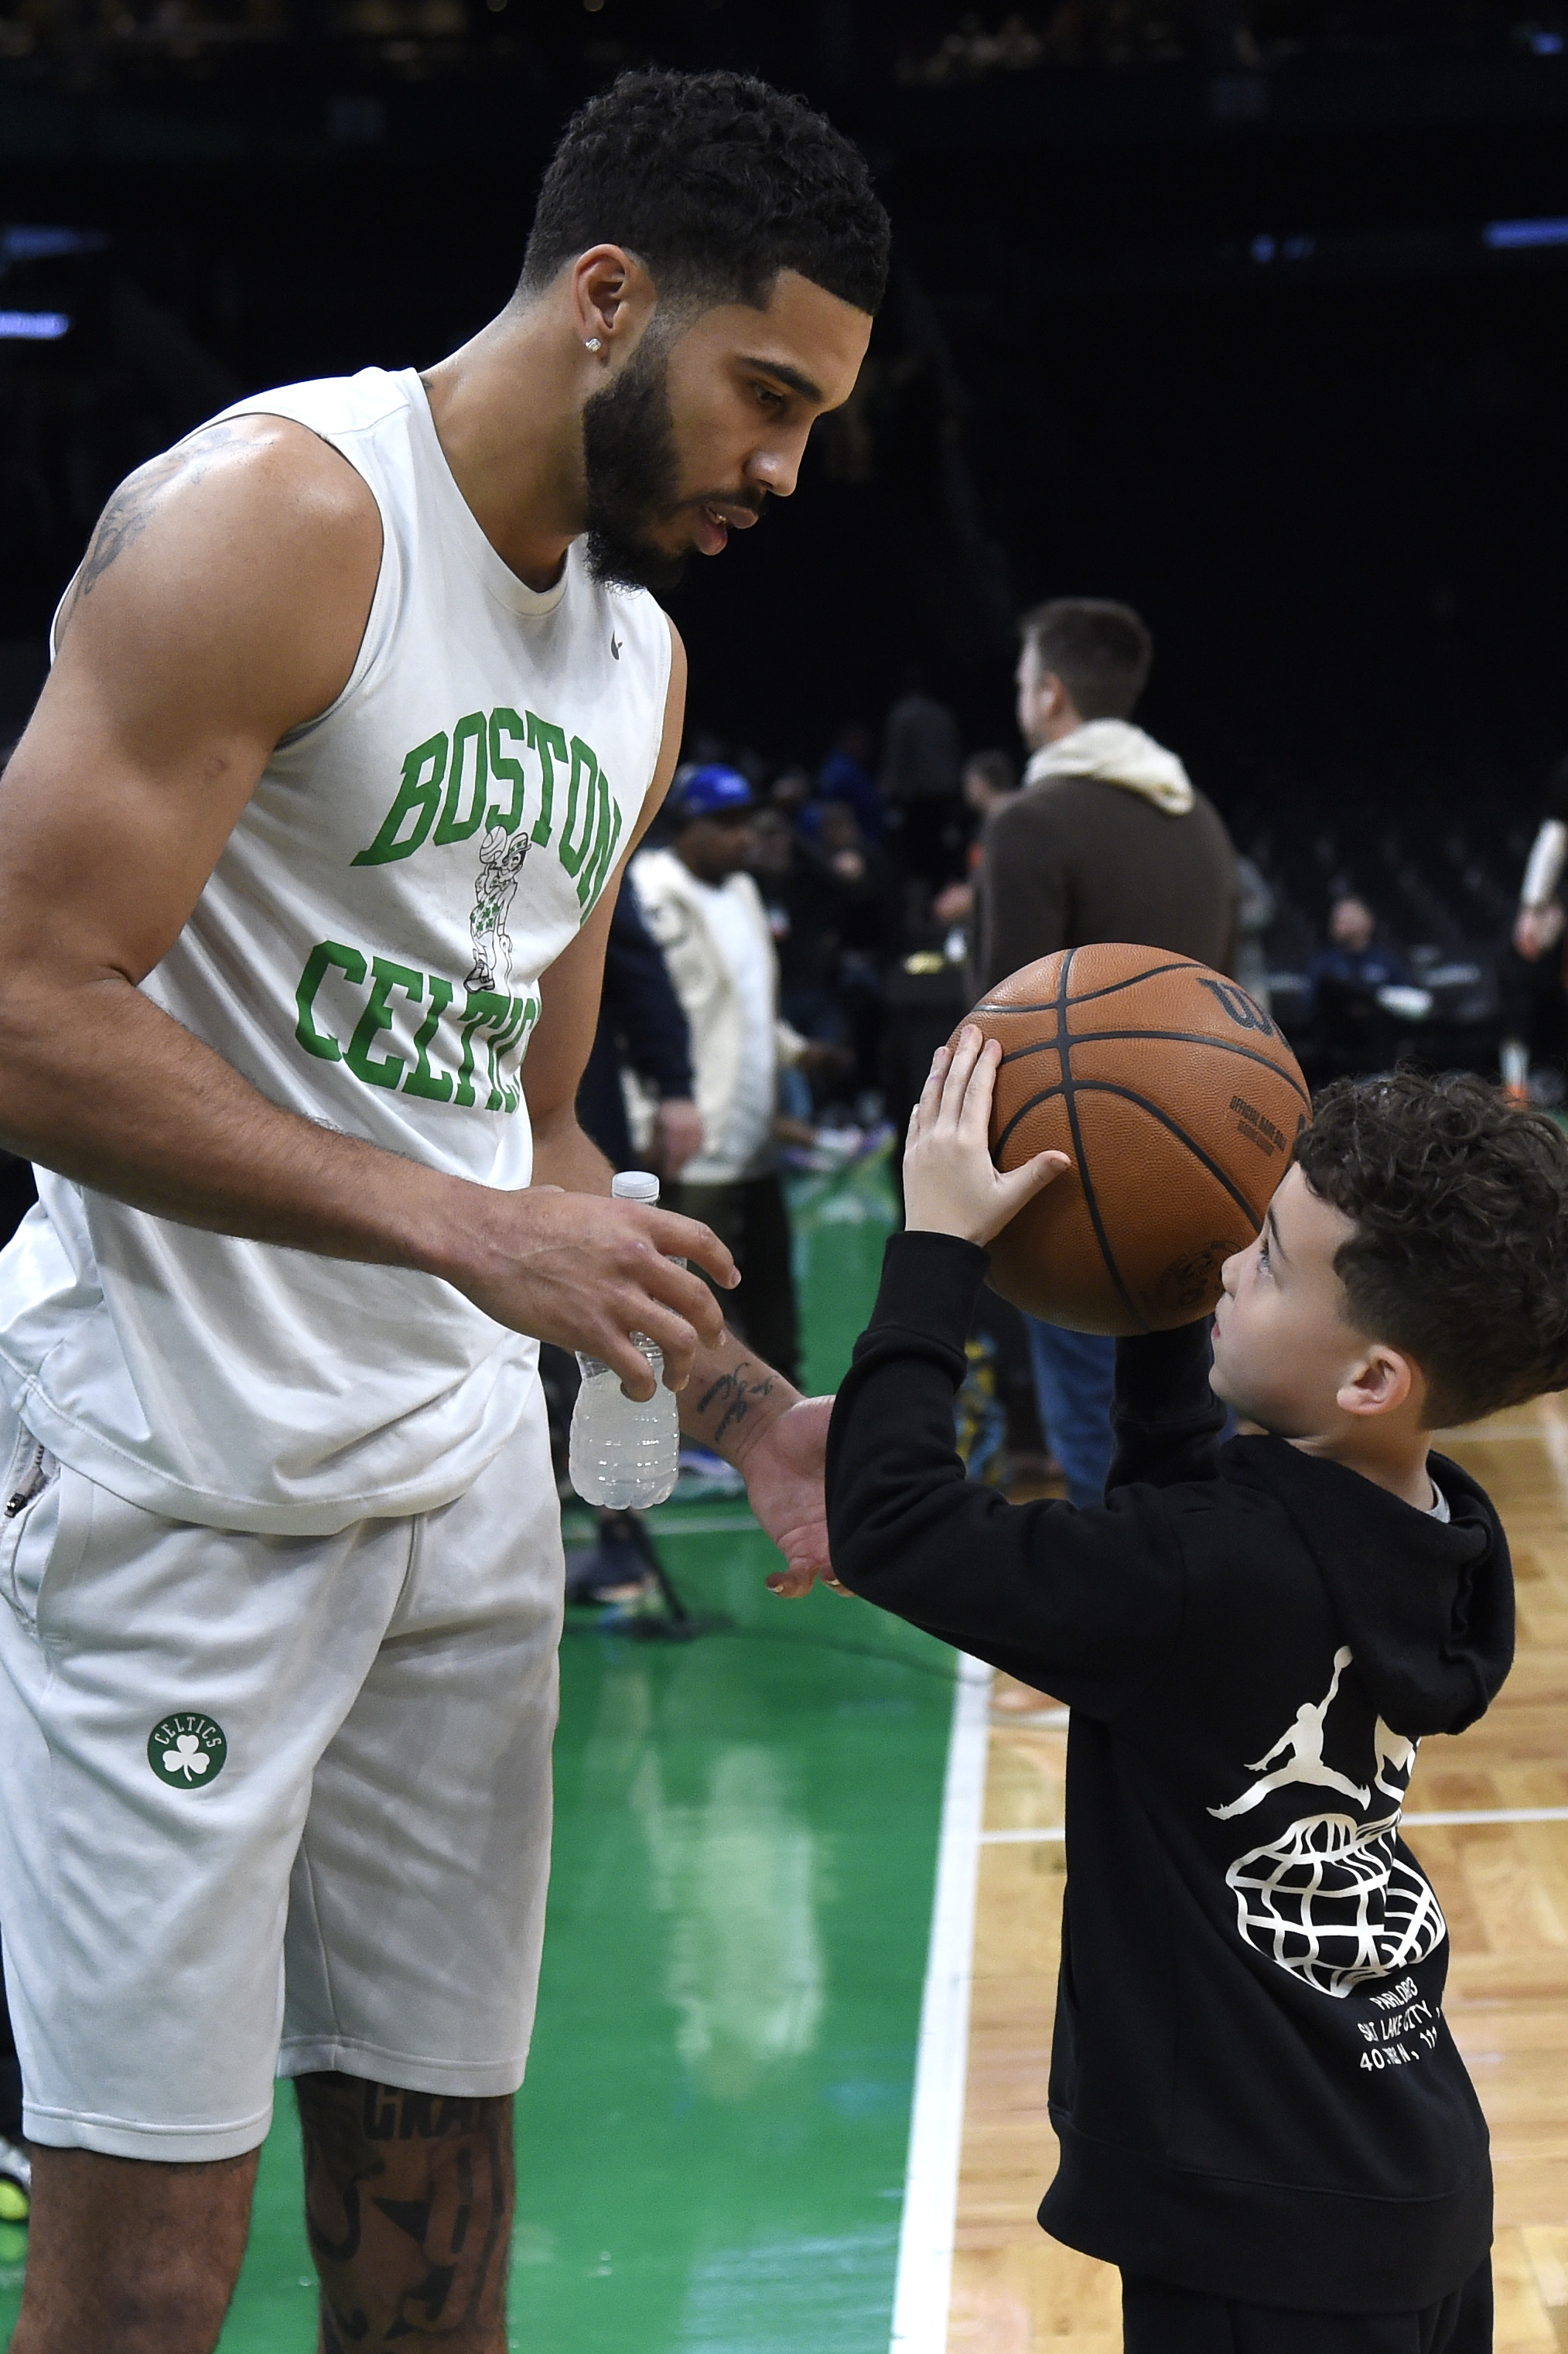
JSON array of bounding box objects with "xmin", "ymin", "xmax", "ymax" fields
[{"xmin": 147, "ymin": 1712, "xmax": 227, "ymax": 1789}]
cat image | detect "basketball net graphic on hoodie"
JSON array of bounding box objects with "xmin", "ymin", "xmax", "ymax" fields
[{"xmin": 1208, "ymin": 1647, "xmax": 1444, "ymax": 1998}]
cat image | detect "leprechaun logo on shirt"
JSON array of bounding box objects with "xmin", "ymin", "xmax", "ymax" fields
[
  {"xmin": 290, "ymin": 702, "xmax": 620, "ymax": 1111},
  {"xmin": 148, "ymin": 1712, "xmax": 227, "ymax": 1789}
]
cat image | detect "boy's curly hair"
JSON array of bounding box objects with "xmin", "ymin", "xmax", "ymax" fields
[
  {"xmin": 521, "ymin": 69, "xmax": 890, "ymax": 316},
  {"xmin": 1294, "ymin": 1069, "xmax": 1568, "ymax": 1427}
]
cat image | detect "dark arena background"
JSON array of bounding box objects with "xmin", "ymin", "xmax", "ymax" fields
[
  {"xmin": 4, "ymin": 6, "xmax": 1568, "ymax": 2351},
  {"xmin": 7, "ymin": 3, "xmax": 1568, "ymax": 1014}
]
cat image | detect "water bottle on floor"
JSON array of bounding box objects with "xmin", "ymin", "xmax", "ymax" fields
[{"xmin": 569, "ymin": 1170, "xmax": 682, "ymax": 1510}]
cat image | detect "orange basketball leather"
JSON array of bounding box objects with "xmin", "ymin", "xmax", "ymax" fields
[{"xmin": 958, "ymin": 943, "xmax": 1310, "ymax": 1335}]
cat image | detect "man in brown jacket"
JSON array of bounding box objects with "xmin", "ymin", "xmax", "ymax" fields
[
  {"xmin": 979, "ymin": 599, "xmax": 1238, "ymax": 992},
  {"xmin": 978, "ymin": 597, "xmax": 1239, "ymax": 1507}
]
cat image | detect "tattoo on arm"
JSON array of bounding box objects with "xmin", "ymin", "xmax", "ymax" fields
[
  {"xmin": 64, "ymin": 422, "xmax": 248, "ymax": 617},
  {"xmin": 694, "ymin": 1359, "xmax": 777, "ymax": 1446},
  {"xmin": 295, "ymin": 2072, "xmax": 513, "ymax": 2347}
]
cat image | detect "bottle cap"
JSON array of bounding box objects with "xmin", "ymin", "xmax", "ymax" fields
[{"xmin": 611, "ymin": 1170, "xmax": 661, "ymax": 1204}]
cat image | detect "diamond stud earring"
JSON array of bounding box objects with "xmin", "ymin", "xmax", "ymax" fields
[{"xmin": 583, "ymin": 337, "xmax": 603, "ymax": 352}]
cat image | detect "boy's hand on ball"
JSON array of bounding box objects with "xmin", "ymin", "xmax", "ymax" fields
[{"xmin": 904, "ymin": 1026, "xmax": 1071, "ymax": 1246}]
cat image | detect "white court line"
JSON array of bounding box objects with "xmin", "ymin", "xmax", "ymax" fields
[
  {"xmin": 890, "ymin": 1654, "xmax": 992, "ymax": 2354},
  {"xmin": 977, "ymin": 1806, "xmax": 1568, "ymax": 1846},
  {"xmin": 1404, "ymin": 1806, "xmax": 1568, "ymax": 1826}
]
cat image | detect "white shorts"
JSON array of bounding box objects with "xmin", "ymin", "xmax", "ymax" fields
[{"xmin": 0, "ymin": 1391, "xmax": 563, "ymax": 2162}]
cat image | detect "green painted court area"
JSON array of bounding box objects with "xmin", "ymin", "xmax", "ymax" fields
[{"xmin": 2, "ymin": 1152, "xmax": 957, "ymax": 2352}]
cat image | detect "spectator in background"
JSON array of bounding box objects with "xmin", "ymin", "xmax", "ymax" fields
[
  {"xmin": 979, "ymin": 601, "xmax": 1237, "ymax": 993},
  {"xmin": 1509, "ymin": 754, "xmax": 1568, "ymax": 1093},
  {"xmin": 809, "ymin": 798, "xmax": 900, "ymax": 1101},
  {"xmin": 811, "ymin": 795, "xmax": 897, "ymax": 911},
  {"xmin": 979, "ymin": 596, "xmax": 1238, "ymax": 1511},
  {"xmin": 961, "ymin": 747, "xmax": 1020, "ymax": 828},
  {"xmin": 1305, "ymin": 893, "xmax": 1411, "ymax": 1082},
  {"xmin": 880, "ymin": 668, "xmax": 965, "ymax": 890},
  {"xmin": 817, "ymin": 719, "xmax": 885, "ymax": 842},
  {"xmin": 635, "ymin": 766, "xmax": 833, "ymax": 1385},
  {"xmin": 1308, "ymin": 893, "xmax": 1408, "ymax": 1001},
  {"xmin": 576, "ymin": 880, "xmax": 703, "ymax": 1180},
  {"xmin": 933, "ymin": 748, "xmax": 1021, "ymax": 934},
  {"xmin": 753, "ymin": 797, "xmax": 839, "ymax": 1007},
  {"xmin": 753, "ymin": 798, "xmax": 882, "ymax": 1119},
  {"xmin": 769, "ymin": 763, "xmax": 816, "ymax": 825},
  {"xmin": 1514, "ymin": 752, "xmax": 1568, "ymax": 968},
  {"xmin": 1233, "ymin": 852, "xmax": 1276, "ymax": 1015}
]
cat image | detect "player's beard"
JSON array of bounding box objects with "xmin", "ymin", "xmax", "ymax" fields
[{"xmin": 582, "ymin": 335, "xmax": 691, "ymax": 598}]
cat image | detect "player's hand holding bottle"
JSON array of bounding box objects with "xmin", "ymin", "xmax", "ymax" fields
[{"xmin": 904, "ymin": 1025, "xmax": 1070, "ymax": 1247}]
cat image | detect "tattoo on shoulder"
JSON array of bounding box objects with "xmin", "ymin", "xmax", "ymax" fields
[
  {"xmin": 73, "ymin": 421, "xmax": 249, "ymax": 603},
  {"xmin": 695, "ymin": 1360, "xmax": 777, "ymax": 1445}
]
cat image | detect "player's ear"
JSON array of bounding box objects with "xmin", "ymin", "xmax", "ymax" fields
[{"xmin": 1336, "ymin": 1343, "xmax": 1414, "ymax": 1422}]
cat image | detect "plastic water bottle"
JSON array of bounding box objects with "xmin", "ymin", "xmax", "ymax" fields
[{"xmin": 568, "ymin": 1170, "xmax": 682, "ymax": 1509}]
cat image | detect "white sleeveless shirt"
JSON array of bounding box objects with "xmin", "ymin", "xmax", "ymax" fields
[{"xmin": 0, "ymin": 367, "xmax": 671, "ymax": 1532}]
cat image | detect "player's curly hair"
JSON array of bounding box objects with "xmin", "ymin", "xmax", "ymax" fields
[
  {"xmin": 1294, "ymin": 1068, "xmax": 1568, "ymax": 1426},
  {"xmin": 521, "ymin": 67, "xmax": 890, "ymax": 316}
]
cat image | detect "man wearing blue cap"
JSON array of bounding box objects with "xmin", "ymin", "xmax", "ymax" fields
[{"xmin": 635, "ymin": 765, "xmax": 824, "ymax": 1382}]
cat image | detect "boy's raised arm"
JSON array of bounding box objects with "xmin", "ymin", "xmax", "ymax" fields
[
  {"xmin": 823, "ymin": 1228, "xmax": 1203, "ymax": 1705},
  {"xmin": 815, "ymin": 1031, "xmax": 1223, "ymax": 1708}
]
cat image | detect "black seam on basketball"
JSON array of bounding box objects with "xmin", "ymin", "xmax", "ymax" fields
[
  {"xmin": 1063, "ymin": 959, "xmax": 1205, "ymax": 1006},
  {"xmin": 1054, "ymin": 948, "xmax": 1147, "ymax": 1334},
  {"xmin": 995, "ymin": 1028, "xmax": 1310, "ymax": 1109},
  {"xmin": 971, "ymin": 959, "xmax": 1202, "ymax": 1018},
  {"xmin": 997, "ymin": 1078, "xmax": 1265, "ymax": 1228}
]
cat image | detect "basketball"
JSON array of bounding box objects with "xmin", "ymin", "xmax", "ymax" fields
[{"xmin": 958, "ymin": 943, "xmax": 1310, "ymax": 1335}]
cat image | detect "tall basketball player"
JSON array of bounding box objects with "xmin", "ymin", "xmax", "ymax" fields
[{"xmin": 0, "ymin": 70, "xmax": 887, "ymax": 2352}]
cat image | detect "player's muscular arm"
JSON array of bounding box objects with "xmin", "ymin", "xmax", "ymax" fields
[
  {"xmin": 0, "ymin": 416, "xmax": 384, "ymax": 1218},
  {"xmin": 0, "ymin": 425, "xmax": 733, "ymax": 1396}
]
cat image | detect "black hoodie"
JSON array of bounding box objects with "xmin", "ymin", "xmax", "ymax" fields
[{"xmin": 826, "ymin": 1232, "xmax": 1514, "ymax": 2315}]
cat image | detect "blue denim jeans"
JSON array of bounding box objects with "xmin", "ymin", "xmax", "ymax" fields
[{"xmin": 1023, "ymin": 1318, "xmax": 1117, "ymax": 1509}]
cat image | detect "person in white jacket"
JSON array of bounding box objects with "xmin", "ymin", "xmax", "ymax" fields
[{"xmin": 634, "ymin": 765, "xmax": 825, "ymax": 1382}]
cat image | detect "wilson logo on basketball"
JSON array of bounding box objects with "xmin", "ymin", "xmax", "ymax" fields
[{"xmin": 1195, "ymin": 976, "xmax": 1277, "ymax": 1036}]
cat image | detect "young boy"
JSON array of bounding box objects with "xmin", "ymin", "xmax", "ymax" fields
[{"xmin": 820, "ymin": 1028, "xmax": 1568, "ymax": 2352}]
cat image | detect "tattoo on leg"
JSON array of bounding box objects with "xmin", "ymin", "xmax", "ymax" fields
[
  {"xmin": 694, "ymin": 1361, "xmax": 777, "ymax": 1446},
  {"xmin": 296, "ymin": 2074, "xmax": 513, "ymax": 2349},
  {"xmin": 319, "ymin": 2305, "xmax": 352, "ymax": 2354}
]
